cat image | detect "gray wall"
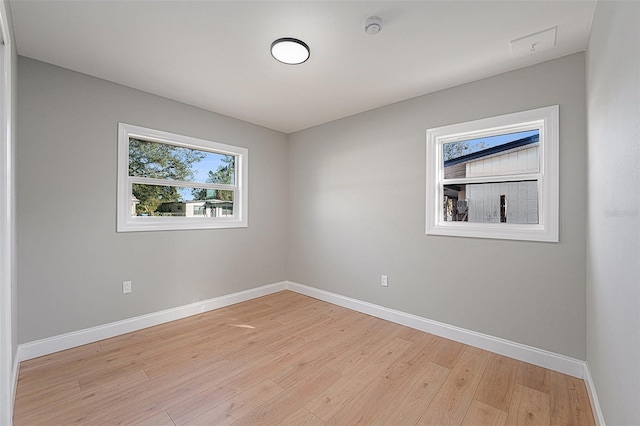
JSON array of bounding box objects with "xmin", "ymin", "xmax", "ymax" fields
[
  {"xmin": 586, "ymin": 2, "xmax": 640, "ymax": 424},
  {"xmin": 17, "ymin": 57, "xmax": 289, "ymax": 343},
  {"xmin": 17, "ymin": 54, "xmax": 589, "ymax": 361},
  {"xmin": 288, "ymin": 53, "xmax": 587, "ymax": 359}
]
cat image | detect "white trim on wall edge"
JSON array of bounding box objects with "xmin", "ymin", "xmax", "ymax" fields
[
  {"xmin": 286, "ymin": 281, "xmax": 586, "ymax": 379},
  {"xmin": 18, "ymin": 280, "xmax": 588, "ymax": 381},
  {"xmin": 16, "ymin": 280, "xmax": 603, "ymax": 421},
  {"xmin": 11, "ymin": 354, "xmax": 18, "ymax": 405},
  {"xmin": 17, "ymin": 282, "xmax": 287, "ymax": 362},
  {"xmin": 18, "ymin": 280, "xmax": 586, "ymax": 378},
  {"xmin": 288, "ymin": 282, "xmax": 603, "ymax": 419},
  {"xmin": 583, "ymin": 362, "xmax": 606, "ymax": 425}
]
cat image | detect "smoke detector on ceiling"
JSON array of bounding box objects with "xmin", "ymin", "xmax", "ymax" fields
[{"xmin": 364, "ymin": 16, "xmax": 383, "ymax": 35}]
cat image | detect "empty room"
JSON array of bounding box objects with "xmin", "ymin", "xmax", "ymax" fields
[{"xmin": 0, "ymin": 0, "xmax": 638, "ymax": 425}]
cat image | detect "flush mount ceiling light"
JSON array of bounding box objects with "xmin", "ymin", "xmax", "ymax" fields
[{"xmin": 271, "ymin": 37, "xmax": 310, "ymax": 65}]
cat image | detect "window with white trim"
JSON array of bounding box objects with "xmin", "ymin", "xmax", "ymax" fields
[
  {"xmin": 117, "ymin": 123, "xmax": 248, "ymax": 232},
  {"xmin": 426, "ymin": 105, "xmax": 558, "ymax": 242}
]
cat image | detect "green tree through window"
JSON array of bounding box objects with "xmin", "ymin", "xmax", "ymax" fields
[
  {"xmin": 129, "ymin": 138, "xmax": 205, "ymax": 215},
  {"xmin": 191, "ymin": 156, "xmax": 235, "ymax": 201}
]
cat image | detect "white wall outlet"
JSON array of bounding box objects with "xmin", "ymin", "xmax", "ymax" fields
[
  {"xmin": 381, "ymin": 274, "xmax": 388, "ymax": 287},
  {"xmin": 123, "ymin": 281, "xmax": 132, "ymax": 294}
]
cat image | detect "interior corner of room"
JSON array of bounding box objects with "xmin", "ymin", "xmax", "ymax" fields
[{"xmin": 1, "ymin": 1, "xmax": 639, "ymax": 425}]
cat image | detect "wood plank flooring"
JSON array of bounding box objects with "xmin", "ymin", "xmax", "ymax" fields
[{"xmin": 13, "ymin": 291, "xmax": 595, "ymax": 425}]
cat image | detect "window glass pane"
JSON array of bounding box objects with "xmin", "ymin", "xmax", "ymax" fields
[
  {"xmin": 443, "ymin": 130, "xmax": 539, "ymax": 179},
  {"xmin": 131, "ymin": 183, "xmax": 234, "ymax": 218},
  {"xmin": 443, "ymin": 180, "xmax": 538, "ymax": 224},
  {"xmin": 129, "ymin": 138, "xmax": 236, "ymax": 185}
]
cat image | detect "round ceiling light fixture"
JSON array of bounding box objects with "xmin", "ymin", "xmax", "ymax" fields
[{"xmin": 271, "ymin": 37, "xmax": 310, "ymax": 65}]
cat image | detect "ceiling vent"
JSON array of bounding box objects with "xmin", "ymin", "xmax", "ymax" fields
[{"xmin": 510, "ymin": 27, "xmax": 557, "ymax": 58}]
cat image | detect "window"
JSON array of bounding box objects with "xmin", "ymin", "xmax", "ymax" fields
[
  {"xmin": 117, "ymin": 123, "xmax": 248, "ymax": 232},
  {"xmin": 426, "ymin": 105, "xmax": 558, "ymax": 242}
]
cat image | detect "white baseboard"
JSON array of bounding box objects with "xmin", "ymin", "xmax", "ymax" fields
[
  {"xmin": 11, "ymin": 353, "xmax": 18, "ymax": 412},
  {"xmin": 583, "ymin": 362, "xmax": 606, "ymax": 425},
  {"xmin": 17, "ymin": 281, "xmax": 287, "ymax": 362},
  {"xmin": 13, "ymin": 280, "xmax": 607, "ymax": 425},
  {"xmin": 15, "ymin": 280, "xmax": 603, "ymax": 422},
  {"xmin": 286, "ymin": 281, "xmax": 586, "ymax": 379},
  {"xmin": 18, "ymin": 280, "xmax": 587, "ymax": 382}
]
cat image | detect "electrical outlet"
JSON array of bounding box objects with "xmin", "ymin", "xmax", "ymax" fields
[
  {"xmin": 123, "ymin": 281, "xmax": 132, "ymax": 294},
  {"xmin": 381, "ymin": 275, "xmax": 388, "ymax": 287}
]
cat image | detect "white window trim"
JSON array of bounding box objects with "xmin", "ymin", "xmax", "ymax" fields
[
  {"xmin": 426, "ymin": 105, "xmax": 559, "ymax": 242},
  {"xmin": 117, "ymin": 123, "xmax": 248, "ymax": 232}
]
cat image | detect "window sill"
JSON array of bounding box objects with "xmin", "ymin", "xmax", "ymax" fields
[{"xmin": 426, "ymin": 221, "xmax": 557, "ymax": 242}]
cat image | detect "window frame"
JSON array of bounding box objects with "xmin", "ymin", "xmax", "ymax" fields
[
  {"xmin": 425, "ymin": 105, "xmax": 559, "ymax": 242},
  {"xmin": 117, "ymin": 123, "xmax": 248, "ymax": 232}
]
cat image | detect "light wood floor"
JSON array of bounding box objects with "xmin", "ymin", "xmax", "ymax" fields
[{"xmin": 14, "ymin": 291, "xmax": 595, "ymax": 425}]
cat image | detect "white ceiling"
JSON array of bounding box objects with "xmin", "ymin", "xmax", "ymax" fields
[{"xmin": 9, "ymin": 1, "xmax": 596, "ymax": 134}]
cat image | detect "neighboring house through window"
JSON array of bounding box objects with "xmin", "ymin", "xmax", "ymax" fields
[
  {"xmin": 426, "ymin": 105, "xmax": 559, "ymax": 242},
  {"xmin": 117, "ymin": 123, "xmax": 248, "ymax": 232}
]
